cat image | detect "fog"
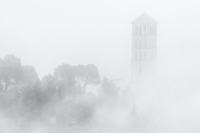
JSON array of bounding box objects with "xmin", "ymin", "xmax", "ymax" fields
[
  {"xmin": 0, "ymin": 0, "xmax": 200, "ymax": 81},
  {"xmin": 0, "ymin": 0, "xmax": 200, "ymax": 133}
]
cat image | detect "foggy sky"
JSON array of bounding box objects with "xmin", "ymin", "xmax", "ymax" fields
[{"xmin": 0, "ymin": 0, "xmax": 200, "ymax": 82}]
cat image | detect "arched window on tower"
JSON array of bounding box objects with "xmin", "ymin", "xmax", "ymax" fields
[
  {"xmin": 142, "ymin": 40, "xmax": 146, "ymax": 48},
  {"xmin": 142, "ymin": 25, "xmax": 146, "ymax": 35},
  {"xmin": 139, "ymin": 52, "xmax": 142, "ymax": 61},
  {"xmin": 147, "ymin": 52, "xmax": 150, "ymax": 60},
  {"xmin": 149, "ymin": 40, "xmax": 153, "ymax": 49},
  {"xmin": 141, "ymin": 40, "xmax": 144, "ymax": 48},
  {"xmin": 142, "ymin": 25, "xmax": 147, "ymax": 35},
  {"xmin": 144, "ymin": 52, "xmax": 147, "ymax": 61},
  {"xmin": 135, "ymin": 40, "xmax": 139, "ymax": 48},
  {"xmin": 135, "ymin": 25, "xmax": 139, "ymax": 35},
  {"xmin": 150, "ymin": 42, "xmax": 152, "ymax": 49},
  {"xmin": 139, "ymin": 25, "xmax": 142, "ymax": 35},
  {"xmin": 146, "ymin": 40, "xmax": 149, "ymax": 49},
  {"xmin": 134, "ymin": 40, "xmax": 137, "ymax": 48},
  {"xmin": 139, "ymin": 40, "xmax": 142, "ymax": 48},
  {"xmin": 150, "ymin": 26, "xmax": 153, "ymax": 35},
  {"xmin": 146, "ymin": 25, "xmax": 150, "ymax": 35}
]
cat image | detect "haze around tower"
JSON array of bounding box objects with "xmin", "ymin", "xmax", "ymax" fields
[{"xmin": 0, "ymin": 0, "xmax": 200, "ymax": 83}]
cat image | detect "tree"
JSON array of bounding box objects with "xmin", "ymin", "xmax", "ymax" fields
[
  {"xmin": 54, "ymin": 63, "xmax": 75, "ymax": 84},
  {"xmin": 98, "ymin": 77, "xmax": 119, "ymax": 101},
  {"xmin": 57, "ymin": 94, "xmax": 96, "ymax": 126},
  {"xmin": 21, "ymin": 65, "xmax": 39, "ymax": 85},
  {"xmin": 20, "ymin": 80, "xmax": 49, "ymax": 122},
  {"xmin": 74, "ymin": 64, "xmax": 100, "ymax": 91},
  {"xmin": 0, "ymin": 55, "xmax": 42, "ymax": 124},
  {"xmin": 0, "ymin": 54, "xmax": 22, "ymax": 90},
  {"xmin": 42, "ymin": 74, "xmax": 57, "ymax": 96}
]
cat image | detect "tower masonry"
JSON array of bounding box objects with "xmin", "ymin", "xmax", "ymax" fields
[{"xmin": 131, "ymin": 13, "xmax": 157, "ymax": 91}]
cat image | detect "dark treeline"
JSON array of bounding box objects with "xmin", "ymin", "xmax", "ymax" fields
[{"xmin": 0, "ymin": 54, "xmax": 127, "ymax": 130}]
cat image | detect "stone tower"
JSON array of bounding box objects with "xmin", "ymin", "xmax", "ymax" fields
[{"xmin": 131, "ymin": 13, "xmax": 157, "ymax": 91}]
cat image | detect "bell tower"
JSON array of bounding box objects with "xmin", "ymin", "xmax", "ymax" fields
[{"xmin": 131, "ymin": 13, "xmax": 157, "ymax": 91}]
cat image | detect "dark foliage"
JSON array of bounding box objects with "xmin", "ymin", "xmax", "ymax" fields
[{"xmin": 0, "ymin": 54, "xmax": 120, "ymax": 127}]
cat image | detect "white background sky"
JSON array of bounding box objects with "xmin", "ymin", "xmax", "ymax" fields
[{"xmin": 0, "ymin": 0, "xmax": 200, "ymax": 82}]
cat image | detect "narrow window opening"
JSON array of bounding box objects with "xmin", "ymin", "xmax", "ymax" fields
[
  {"xmin": 139, "ymin": 25, "xmax": 142, "ymax": 35},
  {"xmin": 139, "ymin": 52, "xmax": 142, "ymax": 61},
  {"xmin": 146, "ymin": 25, "xmax": 150, "ymax": 35},
  {"xmin": 135, "ymin": 52, "xmax": 137, "ymax": 60},
  {"xmin": 144, "ymin": 40, "xmax": 146, "ymax": 48},
  {"xmin": 142, "ymin": 25, "xmax": 146, "ymax": 35},
  {"xmin": 144, "ymin": 52, "xmax": 147, "ymax": 61},
  {"xmin": 135, "ymin": 40, "xmax": 137, "ymax": 48},
  {"xmin": 135, "ymin": 25, "xmax": 138, "ymax": 35},
  {"xmin": 140, "ymin": 40, "xmax": 142, "ymax": 48}
]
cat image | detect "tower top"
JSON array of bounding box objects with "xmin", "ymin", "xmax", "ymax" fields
[{"xmin": 132, "ymin": 12, "xmax": 157, "ymax": 24}]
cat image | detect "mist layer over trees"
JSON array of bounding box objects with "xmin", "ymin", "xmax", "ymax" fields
[
  {"xmin": 0, "ymin": 54, "xmax": 132, "ymax": 133},
  {"xmin": 1, "ymin": 54, "xmax": 200, "ymax": 133}
]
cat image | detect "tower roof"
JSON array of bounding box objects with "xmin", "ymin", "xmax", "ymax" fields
[{"xmin": 132, "ymin": 12, "xmax": 157, "ymax": 24}]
